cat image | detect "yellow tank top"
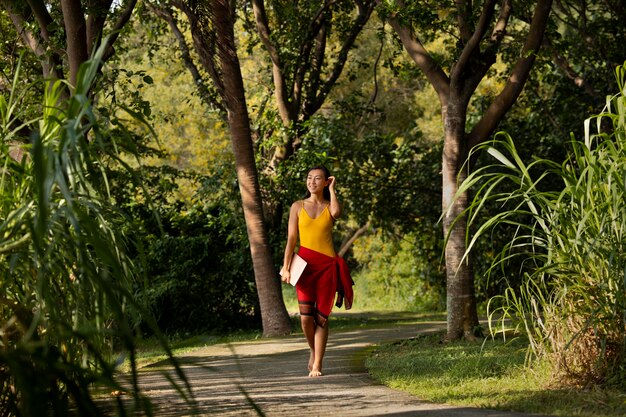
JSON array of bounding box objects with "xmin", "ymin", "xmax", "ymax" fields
[{"xmin": 298, "ymin": 202, "xmax": 336, "ymax": 258}]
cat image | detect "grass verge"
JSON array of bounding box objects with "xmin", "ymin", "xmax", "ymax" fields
[{"xmin": 365, "ymin": 332, "xmax": 626, "ymax": 417}]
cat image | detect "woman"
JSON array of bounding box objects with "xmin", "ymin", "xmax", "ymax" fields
[{"xmin": 281, "ymin": 165, "xmax": 353, "ymax": 377}]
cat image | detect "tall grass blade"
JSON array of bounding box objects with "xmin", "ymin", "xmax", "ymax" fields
[
  {"xmin": 0, "ymin": 40, "xmax": 193, "ymax": 415},
  {"xmin": 459, "ymin": 61, "xmax": 626, "ymax": 387}
]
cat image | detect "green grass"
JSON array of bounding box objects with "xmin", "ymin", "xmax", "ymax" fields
[
  {"xmin": 365, "ymin": 332, "xmax": 626, "ymax": 417},
  {"xmin": 328, "ymin": 310, "xmax": 446, "ymax": 330}
]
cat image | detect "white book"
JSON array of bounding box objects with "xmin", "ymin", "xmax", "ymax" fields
[{"xmin": 280, "ymin": 253, "xmax": 308, "ymax": 286}]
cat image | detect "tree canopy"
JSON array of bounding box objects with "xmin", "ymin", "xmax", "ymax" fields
[{"xmin": 1, "ymin": 1, "xmax": 625, "ymax": 413}]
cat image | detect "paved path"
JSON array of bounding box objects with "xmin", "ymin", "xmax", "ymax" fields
[{"xmin": 136, "ymin": 315, "xmax": 546, "ymax": 416}]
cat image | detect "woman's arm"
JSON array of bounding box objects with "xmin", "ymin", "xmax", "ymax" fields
[
  {"xmin": 281, "ymin": 201, "xmax": 301, "ymax": 283},
  {"xmin": 327, "ymin": 176, "xmax": 342, "ymax": 219}
]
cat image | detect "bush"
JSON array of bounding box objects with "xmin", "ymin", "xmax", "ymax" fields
[
  {"xmin": 0, "ymin": 49, "xmax": 189, "ymax": 416},
  {"xmin": 351, "ymin": 231, "xmax": 444, "ymax": 312},
  {"xmin": 140, "ymin": 204, "xmax": 260, "ymax": 334},
  {"xmin": 103, "ymin": 156, "xmax": 261, "ymax": 334},
  {"xmin": 461, "ymin": 62, "xmax": 626, "ymax": 387}
]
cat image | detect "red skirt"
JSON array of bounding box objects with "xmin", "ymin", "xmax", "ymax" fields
[{"xmin": 296, "ymin": 246, "xmax": 353, "ymax": 327}]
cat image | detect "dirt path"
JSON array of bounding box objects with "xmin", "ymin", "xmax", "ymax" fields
[{"xmin": 136, "ymin": 315, "xmax": 546, "ymax": 416}]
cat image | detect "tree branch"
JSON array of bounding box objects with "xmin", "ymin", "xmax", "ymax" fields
[
  {"xmin": 86, "ymin": 0, "xmax": 113, "ymax": 57},
  {"xmin": 293, "ymin": 2, "xmax": 329, "ymax": 118},
  {"xmin": 25, "ymin": 0, "xmax": 54, "ymax": 41},
  {"xmin": 171, "ymin": 0, "xmax": 226, "ymax": 104},
  {"xmin": 307, "ymin": 0, "xmax": 376, "ymax": 116},
  {"xmin": 338, "ymin": 220, "xmax": 371, "ymax": 258},
  {"xmin": 304, "ymin": 20, "xmax": 327, "ymax": 113},
  {"xmin": 148, "ymin": 2, "xmax": 225, "ymax": 114},
  {"xmin": 453, "ymin": 0, "xmax": 496, "ymax": 81},
  {"xmin": 386, "ymin": 10, "xmax": 450, "ymax": 105},
  {"xmin": 102, "ymin": 0, "xmax": 138, "ymax": 62},
  {"xmin": 490, "ymin": 0, "xmax": 512, "ymax": 43},
  {"xmin": 251, "ymin": 0, "xmax": 295, "ymax": 125},
  {"xmin": 2, "ymin": 0, "xmax": 64, "ymax": 79},
  {"xmin": 543, "ymin": 36, "xmax": 598, "ymax": 99},
  {"xmin": 456, "ymin": 0, "xmax": 473, "ymax": 44},
  {"xmin": 368, "ymin": 23, "xmax": 385, "ymax": 105},
  {"xmin": 467, "ymin": 0, "xmax": 554, "ymax": 153},
  {"xmin": 2, "ymin": 3, "xmax": 43, "ymax": 60}
]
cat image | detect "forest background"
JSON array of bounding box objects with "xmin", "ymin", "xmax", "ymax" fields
[{"xmin": 0, "ymin": 0, "xmax": 625, "ymax": 415}]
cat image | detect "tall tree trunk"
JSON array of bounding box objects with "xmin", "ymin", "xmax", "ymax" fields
[
  {"xmin": 60, "ymin": 0, "xmax": 88, "ymax": 86},
  {"xmin": 213, "ymin": 0, "xmax": 291, "ymax": 336},
  {"xmin": 384, "ymin": 0, "xmax": 553, "ymax": 340},
  {"xmin": 441, "ymin": 102, "xmax": 480, "ymax": 340}
]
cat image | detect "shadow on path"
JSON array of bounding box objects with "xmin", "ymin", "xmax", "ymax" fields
[{"xmin": 126, "ymin": 314, "xmax": 546, "ymax": 416}]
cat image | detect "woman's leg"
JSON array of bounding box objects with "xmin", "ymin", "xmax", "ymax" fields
[
  {"xmin": 309, "ymin": 323, "xmax": 328, "ymax": 377},
  {"xmin": 300, "ymin": 315, "xmax": 316, "ymax": 371}
]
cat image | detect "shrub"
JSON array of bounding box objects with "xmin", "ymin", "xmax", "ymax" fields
[
  {"xmin": 460, "ymin": 62, "xmax": 626, "ymax": 387},
  {"xmin": 351, "ymin": 231, "xmax": 444, "ymax": 312},
  {"xmin": 103, "ymin": 157, "xmax": 261, "ymax": 334},
  {"xmin": 140, "ymin": 204, "xmax": 260, "ymax": 334},
  {"xmin": 0, "ymin": 49, "xmax": 190, "ymax": 415}
]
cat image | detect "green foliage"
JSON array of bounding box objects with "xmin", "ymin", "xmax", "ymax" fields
[
  {"xmin": 464, "ymin": 1, "xmax": 626, "ymax": 305},
  {"xmin": 88, "ymin": 22, "xmax": 259, "ymax": 336},
  {"xmin": 460, "ymin": 62, "xmax": 626, "ymax": 387},
  {"xmin": 285, "ymin": 93, "xmax": 442, "ymax": 231},
  {"xmin": 0, "ymin": 49, "xmax": 191, "ymax": 416},
  {"xmin": 265, "ymin": 57, "xmax": 447, "ymax": 305},
  {"xmin": 351, "ymin": 232, "xmax": 443, "ymax": 311},
  {"xmin": 100, "ymin": 153, "xmax": 260, "ymax": 335},
  {"xmin": 107, "ymin": 151, "xmax": 255, "ymax": 333},
  {"xmin": 140, "ymin": 202, "xmax": 260, "ymax": 334},
  {"xmin": 378, "ymin": 1, "xmax": 454, "ymax": 47},
  {"xmin": 106, "ymin": 17, "xmax": 234, "ymax": 182}
]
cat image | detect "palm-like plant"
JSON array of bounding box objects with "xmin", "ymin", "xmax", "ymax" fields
[
  {"xmin": 1, "ymin": 47, "xmax": 191, "ymax": 415},
  {"xmin": 457, "ymin": 62, "xmax": 626, "ymax": 386}
]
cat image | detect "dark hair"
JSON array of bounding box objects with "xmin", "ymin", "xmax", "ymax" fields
[{"xmin": 304, "ymin": 165, "xmax": 331, "ymax": 201}]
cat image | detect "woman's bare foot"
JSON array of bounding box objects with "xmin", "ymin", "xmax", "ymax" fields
[
  {"xmin": 308, "ymin": 350, "xmax": 315, "ymax": 371},
  {"xmin": 309, "ymin": 359, "xmax": 323, "ymax": 377}
]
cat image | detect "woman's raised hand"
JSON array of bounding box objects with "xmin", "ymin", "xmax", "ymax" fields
[{"xmin": 327, "ymin": 176, "xmax": 336, "ymax": 191}]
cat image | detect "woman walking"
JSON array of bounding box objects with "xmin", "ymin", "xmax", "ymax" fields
[{"xmin": 281, "ymin": 165, "xmax": 353, "ymax": 377}]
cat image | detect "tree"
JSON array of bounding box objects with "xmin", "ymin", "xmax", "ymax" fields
[
  {"xmin": 149, "ymin": 0, "xmax": 292, "ymax": 336},
  {"xmin": 250, "ymin": 0, "xmax": 375, "ymax": 163},
  {"xmin": 147, "ymin": 0, "xmax": 379, "ymax": 335},
  {"xmin": 0, "ymin": 0, "xmax": 138, "ymax": 86},
  {"xmin": 380, "ymin": 0, "xmax": 553, "ymax": 340}
]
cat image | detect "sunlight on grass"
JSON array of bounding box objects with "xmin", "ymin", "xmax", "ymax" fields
[{"xmin": 366, "ymin": 333, "xmax": 626, "ymax": 417}]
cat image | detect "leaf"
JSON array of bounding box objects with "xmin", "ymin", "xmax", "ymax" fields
[{"xmin": 487, "ymin": 147, "xmax": 516, "ymax": 169}]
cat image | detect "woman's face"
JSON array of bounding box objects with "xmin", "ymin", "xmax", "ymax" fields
[{"xmin": 306, "ymin": 169, "xmax": 327, "ymax": 194}]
